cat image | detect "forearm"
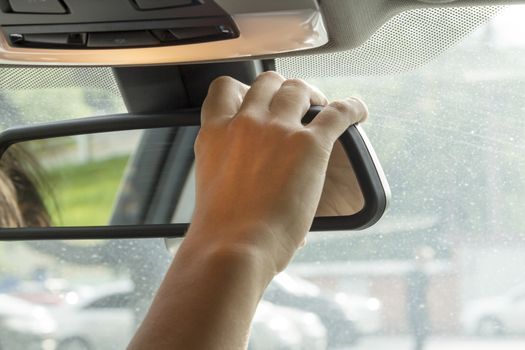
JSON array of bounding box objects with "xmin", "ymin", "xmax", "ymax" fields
[
  {"xmin": 128, "ymin": 230, "xmax": 275, "ymax": 350},
  {"xmin": 128, "ymin": 74, "xmax": 367, "ymax": 349}
]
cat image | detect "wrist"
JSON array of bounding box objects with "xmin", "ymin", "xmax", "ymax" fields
[{"xmin": 179, "ymin": 228, "xmax": 279, "ymax": 284}]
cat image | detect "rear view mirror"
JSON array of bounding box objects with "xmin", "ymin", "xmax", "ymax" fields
[{"xmin": 0, "ymin": 107, "xmax": 389, "ymax": 240}]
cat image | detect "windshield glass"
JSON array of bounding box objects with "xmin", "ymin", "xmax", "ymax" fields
[
  {"xmin": 1, "ymin": 5, "xmax": 525, "ymax": 350},
  {"xmin": 284, "ymin": 5, "xmax": 525, "ymax": 348},
  {"xmin": 0, "ymin": 67, "xmax": 126, "ymax": 130}
]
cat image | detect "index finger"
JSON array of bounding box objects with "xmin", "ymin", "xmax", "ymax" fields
[
  {"xmin": 307, "ymin": 97, "xmax": 369, "ymax": 143},
  {"xmin": 201, "ymin": 76, "xmax": 249, "ymax": 127}
]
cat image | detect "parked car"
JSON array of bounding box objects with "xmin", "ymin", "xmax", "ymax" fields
[
  {"xmin": 332, "ymin": 292, "xmax": 382, "ymax": 335},
  {"xmin": 0, "ymin": 281, "xmax": 133, "ymax": 350},
  {"xmin": 1, "ymin": 280, "xmax": 327, "ymax": 350},
  {"xmin": 462, "ymin": 283, "xmax": 525, "ymax": 336},
  {"xmin": 10, "ymin": 278, "xmax": 79, "ymax": 306},
  {"xmin": 250, "ymin": 300, "xmax": 327, "ymax": 350},
  {"xmin": 263, "ymin": 272, "xmax": 382, "ymax": 347},
  {"xmin": 0, "ymin": 293, "xmax": 58, "ymax": 350}
]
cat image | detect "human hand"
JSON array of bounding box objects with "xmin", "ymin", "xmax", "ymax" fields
[
  {"xmin": 186, "ymin": 72, "xmax": 368, "ymax": 274},
  {"xmin": 129, "ymin": 73, "xmax": 368, "ymax": 350}
]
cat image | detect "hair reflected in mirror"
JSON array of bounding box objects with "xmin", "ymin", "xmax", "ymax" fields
[{"xmin": 0, "ymin": 145, "xmax": 51, "ymax": 228}]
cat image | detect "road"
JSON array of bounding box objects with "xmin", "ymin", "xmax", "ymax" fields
[{"xmin": 335, "ymin": 335, "xmax": 525, "ymax": 350}]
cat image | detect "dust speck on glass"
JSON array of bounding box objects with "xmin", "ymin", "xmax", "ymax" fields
[{"xmin": 1, "ymin": 4, "xmax": 525, "ymax": 349}]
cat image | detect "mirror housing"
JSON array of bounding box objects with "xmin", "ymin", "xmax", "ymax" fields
[{"xmin": 0, "ymin": 107, "xmax": 389, "ymax": 240}]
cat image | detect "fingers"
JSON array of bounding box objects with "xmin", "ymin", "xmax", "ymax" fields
[
  {"xmin": 269, "ymin": 79, "xmax": 328, "ymax": 123},
  {"xmin": 307, "ymin": 97, "xmax": 369, "ymax": 143},
  {"xmin": 202, "ymin": 76, "xmax": 249, "ymax": 127},
  {"xmin": 203, "ymin": 74, "xmax": 369, "ymax": 144},
  {"xmin": 239, "ymin": 71, "xmax": 285, "ymax": 114}
]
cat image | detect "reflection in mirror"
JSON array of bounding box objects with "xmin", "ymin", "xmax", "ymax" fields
[
  {"xmin": 0, "ymin": 128, "xmax": 364, "ymax": 229},
  {"xmin": 0, "ymin": 130, "xmax": 144, "ymax": 228},
  {"xmin": 171, "ymin": 139, "xmax": 365, "ymax": 224},
  {"xmin": 316, "ymin": 140, "xmax": 364, "ymax": 217}
]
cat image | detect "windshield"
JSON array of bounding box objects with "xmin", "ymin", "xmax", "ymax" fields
[
  {"xmin": 0, "ymin": 67, "xmax": 125, "ymax": 130},
  {"xmin": 284, "ymin": 5, "xmax": 525, "ymax": 348},
  {"xmin": 1, "ymin": 4, "xmax": 525, "ymax": 350}
]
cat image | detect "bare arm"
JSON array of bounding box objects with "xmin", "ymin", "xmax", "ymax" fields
[{"xmin": 128, "ymin": 72, "xmax": 368, "ymax": 350}]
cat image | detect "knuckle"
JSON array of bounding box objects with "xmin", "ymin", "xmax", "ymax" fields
[
  {"xmin": 256, "ymin": 71, "xmax": 284, "ymax": 82},
  {"xmin": 229, "ymin": 113, "xmax": 262, "ymax": 131},
  {"xmin": 328, "ymin": 98, "xmax": 368, "ymax": 122},
  {"xmin": 282, "ymin": 78, "xmax": 308, "ymax": 90},
  {"xmin": 194, "ymin": 129, "xmax": 211, "ymax": 153},
  {"xmin": 329, "ymin": 100, "xmax": 355, "ymax": 115},
  {"xmin": 266, "ymin": 118, "xmax": 291, "ymax": 134},
  {"xmin": 291, "ymin": 129, "xmax": 319, "ymax": 147},
  {"xmin": 193, "ymin": 140, "xmax": 201, "ymax": 154},
  {"xmin": 209, "ymin": 75, "xmax": 236, "ymax": 89},
  {"xmin": 194, "ymin": 136, "xmax": 204, "ymax": 155}
]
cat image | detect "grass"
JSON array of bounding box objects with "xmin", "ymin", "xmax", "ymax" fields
[{"xmin": 45, "ymin": 156, "xmax": 130, "ymax": 227}]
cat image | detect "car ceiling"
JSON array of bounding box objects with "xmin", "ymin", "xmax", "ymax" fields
[
  {"xmin": 276, "ymin": 5, "xmax": 501, "ymax": 77},
  {"xmin": 0, "ymin": 0, "xmax": 524, "ymax": 89},
  {"xmin": 1, "ymin": 0, "xmax": 524, "ymax": 67},
  {"xmin": 308, "ymin": 0, "xmax": 525, "ymax": 54}
]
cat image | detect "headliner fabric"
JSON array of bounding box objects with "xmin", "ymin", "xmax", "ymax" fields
[
  {"xmin": 276, "ymin": 5, "xmax": 502, "ymax": 77},
  {"xmin": 310, "ymin": 0, "xmax": 515, "ymax": 53}
]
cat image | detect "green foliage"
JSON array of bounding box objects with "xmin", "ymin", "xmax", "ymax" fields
[{"xmin": 45, "ymin": 156, "xmax": 129, "ymax": 226}]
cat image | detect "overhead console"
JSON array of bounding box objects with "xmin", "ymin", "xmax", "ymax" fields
[
  {"xmin": 0, "ymin": 0, "xmax": 327, "ymax": 65},
  {"xmin": 2, "ymin": 0, "xmax": 238, "ymax": 49}
]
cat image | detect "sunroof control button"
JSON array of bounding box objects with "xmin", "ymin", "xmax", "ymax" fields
[{"xmin": 9, "ymin": 0, "xmax": 67, "ymax": 14}]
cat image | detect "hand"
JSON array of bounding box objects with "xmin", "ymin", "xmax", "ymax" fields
[
  {"xmin": 186, "ymin": 71, "xmax": 368, "ymax": 273},
  {"xmin": 129, "ymin": 72, "xmax": 368, "ymax": 350}
]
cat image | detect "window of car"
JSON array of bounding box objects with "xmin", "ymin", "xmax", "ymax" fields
[
  {"xmin": 0, "ymin": 67, "xmax": 125, "ymax": 130},
  {"xmin": 1, "ymin": 4, "xmax": 525, "ymax": 350},
  {"xmin": 86, "ymin": 293, "xmax": 133, "ymax": 310}
]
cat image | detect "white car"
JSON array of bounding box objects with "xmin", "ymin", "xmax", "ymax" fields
[
  {"xmin": 333, "ymin": 292, "xmax": 382, "ymax": 335},
  {"xmin": 0, "ymin": 281, "xmax": 135, "ymax": 350},
  {"xmin": 0, "ymin": 294, "xmax": 59, "ymax": 350},
  {"xmin": 461, "ymin": 284, "xmax": 525, "ymax": 336},
  {"xmin": 250, "ymin": 301, "xmax": 327, "ymax": 350},
  {"xmin": 1, "ymin": 281, "xmax": 327, "ymax": 350}
]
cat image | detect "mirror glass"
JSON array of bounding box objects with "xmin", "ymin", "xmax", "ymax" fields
[
  {"xmin": 0, "ymin": 127, "xmax": 364, "ymax": 229},
  {"xmin": 172, "ymin": 139, "xmax": 365, "ymax": 224},
  {"xmin": 0, "ymin": 130, "xmax": 145, "ymax": 228}
]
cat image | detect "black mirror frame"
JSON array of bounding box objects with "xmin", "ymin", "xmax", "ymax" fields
[{"xmin": 0, "ymin": 107, "xmax": 390, "ymax": 240}]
